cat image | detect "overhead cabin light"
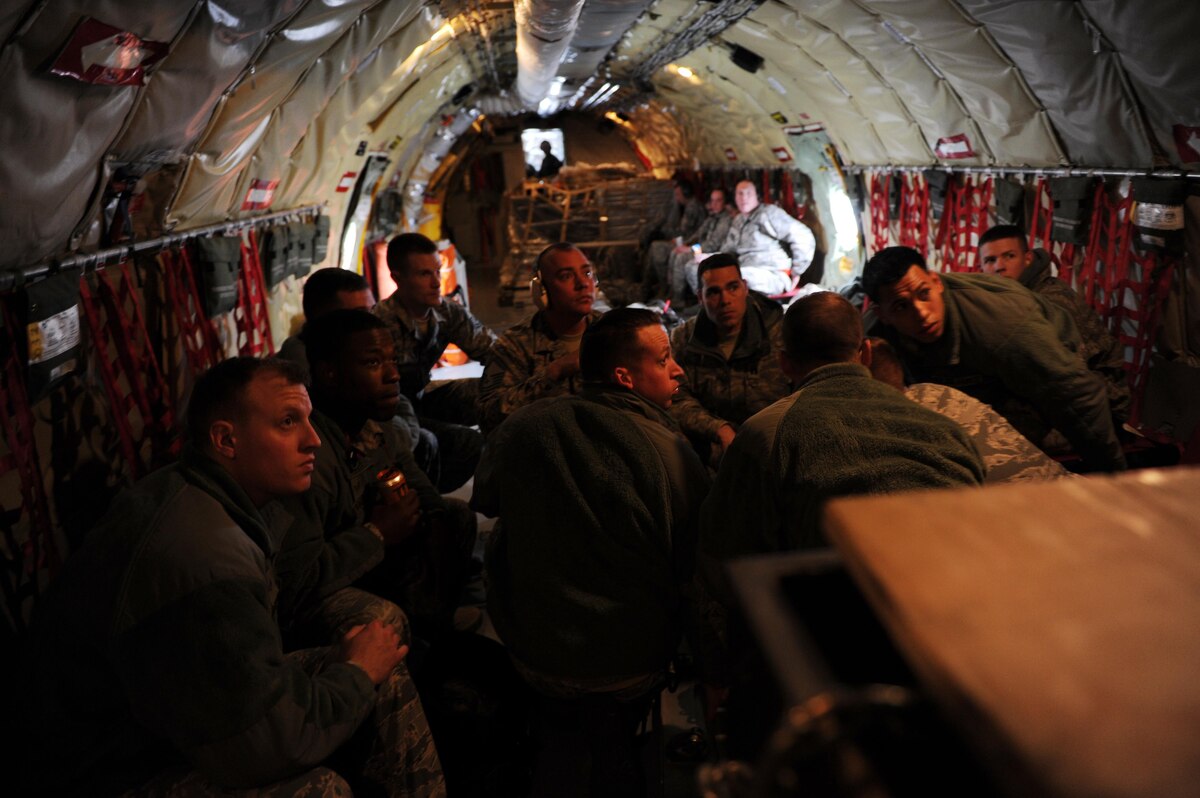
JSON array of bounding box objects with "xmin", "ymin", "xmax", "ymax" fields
[
  {"xmin": 432, "ymin": 21, "xmax": 456, "ymax": 43},
  {"xmin": 677, "ymin": 66, "xmax": 694, "ymax": 78}
]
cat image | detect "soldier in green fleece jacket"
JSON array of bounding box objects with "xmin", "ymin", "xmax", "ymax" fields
[
  {"xmin": 16, "ymin": 358, "xmax": 441, "ymax": 797},
  {"xmin": 700, "ymin": 292, "xmax": 984, "ymax": 565},
  {"xmin": 474, "ymin": 308, "xmax": 711, "ymax": 796},
  {"xmin": 863, "ymin": 245, "xmax": 1126, "ymax": 471}
]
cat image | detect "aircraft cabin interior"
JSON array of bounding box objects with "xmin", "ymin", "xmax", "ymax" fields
[{"xmin": 2, "ymin": 1, "xmax": 1199, "ymax": 796}]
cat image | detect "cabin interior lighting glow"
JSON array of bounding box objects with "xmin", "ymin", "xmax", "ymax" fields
[{"xmin": 677, "ymin": 66, "xmax": 694, "ymax": 78}]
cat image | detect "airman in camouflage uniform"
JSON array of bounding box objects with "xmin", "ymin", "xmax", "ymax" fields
[
  {"xmin": 373, "ymin": 233, "xmax": 496, "ymax": 492},
  {"xmin": 669, "ymin": 254, "xmax": 791, "ymax": 457},
  {"xmin": 479, "ymin": 243, "xmax": 602, "ymax": 434},
  {"xmin": 666, "ymin": 187, "xmax": 736, "ymax": 306},
  {"xmin": 641, "ymin": 181, "xmax": 706, "ymax": 298}
]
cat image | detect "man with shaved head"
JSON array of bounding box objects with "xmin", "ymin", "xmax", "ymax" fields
[
  {"xmin": 699, "ymin": 292, "xmax": 984, "ymax": 561},
  {"xmin": 719, "ymin": 180, "xmax": 819, "ymax": 295}
]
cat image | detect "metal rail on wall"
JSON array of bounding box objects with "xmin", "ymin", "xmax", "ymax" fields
[
  {"xmin": 0, "ymin": 203, "xmax": 325, "ymax": 293},
  {"xmin": 843, "ymin": 165, "xmax": 1200, "ymax": 180}
]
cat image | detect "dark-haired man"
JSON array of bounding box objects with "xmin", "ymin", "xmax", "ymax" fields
[
  {"xmin": 478, "ymin": 242, "xmax": 603, "ymax": 433},
  {"xmin": 978, "ymin": 225, "xmax": 1130, "ymax": 425},
  {"xmin": 278, "ymin": 266, "xmax": 375, "ymax": 374},
  {"xmin": 17, "ymin": 357, "xmax": 443, "ymax": 797},
  {"xmin": 282, "ymin": 310, "xmax": 476, "ymax": 642},
  {"xmin": 699, "ymin": 292, "xmax": 983, "ymax": 559},
  {"xmin": 670, "ymin": 253, "xmax": 791, "ymax": 460},
  {"xmin": 666, "ymin": 187, "xmax": 736, "ymax": 306},
  {"xmin": 641, "ymin": 180, "xmax": 705, "ymax": 299},
  {"xmin": 475, "ymin": 308, "xmax": 710, "ymax": 795},
  {"xmin": 278, "ymin": 267, "xmax": 433, "ymax": 479},
  {"xmin": 863, "ymin": 245, "xmax": 1126, "ymax": 472},
  {"xmin": 374, "ymin": 233, "xmax": 495, "ymax": 491}
]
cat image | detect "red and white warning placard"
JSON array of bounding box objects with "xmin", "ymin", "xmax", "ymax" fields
[
  {"xmin": 241, "ymin": 179, "xmax": 279, "ymax": 211},
  {"xmin": 934, "ymin": 134, "xmax": 975, "ymax": 159},
  {"xmin": 335, "ymin": 172, "xmax": 358, "ymax": 193},
  {"xmin": 772, "ymin": 146, "xmax": 793, "ymax": 162},
  {"xmin": 724, "ymin": 147, "xmax": 738, "ymax": 162},
  {"xmin": 50, "ymin": 18, "xmax": 168, "ymax": 86},
  {"xmin": 1172, "ymin": 124, "xmax": 1200, "ymax": 163}
]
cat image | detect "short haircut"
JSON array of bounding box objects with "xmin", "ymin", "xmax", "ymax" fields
[
  {"xmin": 781, "ymin": 292, "xmax": 863, "ymax": 366},
  {"xmin": 300, "ymin": 308, "xmax": 388, "ymax": 368},
  {"xmin": 534, "ymin": 241, "xmax": 581, "ymax": 277},
  {"xmin": 186, "ymin": 356, "xmax": 306, "ymax": 446},
  {"xmin": 697, "ymin": 252, "xmax": 741, "ymax": 282},
  {"xmin": 866, "ymin": 336, "xmax": 906, "ymax": 390},
  {"xmin": 386, "ymin": 233, "xmax": 437, "ymax": 276},
  {"xmin": 580, "ymin": 308, "xmax": 663, "ymax": 383},
  {"xmin": 862, "ymin": 246, "xmax": 927, "ymax": 302},
  {"xmin": 709, "ymin": 187, "xmax": 727, "ymax": 202},
  {"xmin": 302, "ymin": 267, "xmax": 369, "ymax": 320},
  {"xmin": 675, "ymin": 180, "xmax": 695, "ymax": 199},
  {"xmin": 979, "ymin": 224, "xmax": 1028, "ymax": 251}
]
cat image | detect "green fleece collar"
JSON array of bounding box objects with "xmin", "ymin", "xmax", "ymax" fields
[
  {"xmin": 580, "ymin": 383, "xmax": 682, "ymax": 432},
  {"xmin": 178, "ymin": 444, "xmax": 282, "ymax": 556},
  {"xmin": 689, "ymin": 290, "xmax": 777, "ymax": 360}
]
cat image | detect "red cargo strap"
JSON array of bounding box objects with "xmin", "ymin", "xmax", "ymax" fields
[
  {"xmin": 898, "ymin": 173, "xmax": 930, "ymax": 257},
  {"xmin": 1027, "ymin": 177, "xmax": 1082, "ymax": 277},
  {"xmin": 0, "ymin": 301, "xmax": 59, "ymax": 629},
  {"xmin": 160, "ymin": 247, "xmax": 223, "ymax": 377},
  {"xmin": 235, "ymin": 230, "xmax": 275, "ymax": 357},
  {"xmin": 868, "ymin": 172, "xmax": 891, "ymax": 254},
  {"xmin": 937, "ymin": 174, "xmax": 992, "ymax": 272},
  {"xmin": 77, "ymin": 262, "xmax": 179, "ymax": 479}
]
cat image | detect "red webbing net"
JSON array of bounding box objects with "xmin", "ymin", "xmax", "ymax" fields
[
  {"xmin": 898, "ymin": 172, "xmax": 930, "ymax": 257},
  {"xmin": 936, "ymin": 174, "xmax": 992, "ymax": 272},
  {"xmin": 0, "ymin": 301, "xmax": 59, "ymax": 630},
  {"xmin": 160, "ymin": 247, "xmax": 223, "ymax": 378},
  {"xmin": 868, "ymin": 172, "xmax": 891, "ymax": 254},
  {"xmin": 77, "ymin": 262, "xmax": 179, "ymax": 479},
  {"xmin": 234, "ymin": 230, "xmax": 275, "ymax": 357}
]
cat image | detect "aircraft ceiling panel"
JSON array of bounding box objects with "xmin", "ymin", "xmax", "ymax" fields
[
  {"xmin": 1082, "ymin": 0, "xmax": 1200, "ymax": 168},
  {"xmin": 858, "ymin": 0, "xmax": 1063, "ymax": 166},
  {"xmin": 0, "ymin": 0, "xmax": 196, "ymax": 270},
  {"xmin": 732, "ymin": 5, "xmax": 925, "ymax": 165},
  {"xmin": 770, "ymin": 0, "xmax": 982, "ymax": 166},
  {"xmin": 957, "ymin": 0, "xmax": 1150, "ymax": 168},
  {"xmin": 718, "ymin": 28, "xmax": 890, "ymax": 165},
  {"xmin": 628, "ymin": 99, "xmax": 694, "ymax": 173},
  {"xmin": 113, "ymin": 0, "xmax": 304, "ymax": 174},
  {"xmin": 343, "ymin": 58, "xmax": 475, "ymax": 206},
  {"xmin": 171, "ymin": 0, "xmax": 429, "ymax": 226},
  {"xmin": 170, "ymin": 0, "xmax": 379, "ymax": 228},
  {"xmin": 657, "ymin": 45, "xmax": 794, "ymax": 166},
  {"xmin": 276, "ymin": 9, "xmax": 455, "ymax": 211}
]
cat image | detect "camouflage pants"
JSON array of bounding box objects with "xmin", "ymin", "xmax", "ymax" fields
[{"xmin": 126, "ymin": 588, "xmax": 445, "ymax": 798}]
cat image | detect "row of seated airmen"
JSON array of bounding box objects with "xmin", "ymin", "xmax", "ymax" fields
[{"xmin": 9, "ymin": 223, "xmax": 1128, "ymax": 797}]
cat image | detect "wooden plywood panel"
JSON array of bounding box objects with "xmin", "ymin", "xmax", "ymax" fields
[{"xmin": 824, "ymin": 467, "xmax": 1200, "ymax": 798}]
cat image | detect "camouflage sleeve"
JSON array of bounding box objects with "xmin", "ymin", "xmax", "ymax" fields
[
  {"xmin": 680, "ymin": 200, "xmax": 706, "ymax": 241},
  {"xmin": 773, "ymin": 205, "xmax": 815, "ymax": 272},
  {"xmin": 669, "ymin": 325, "xmax": 727, "ymax": 441},
  {"xmin": 701, "ymin": 214, "xmax": 733, "ymax": 253},
  {"xmin": 670, "ymin": 381, "xmax": 727, "ymax": 442},
  {"xmin": 443, "ymin": 302, "xmax": 497, "ymax": 363},
  {"xmin": 477, "ymin": 332, "xmax": 556, "ymax": 434}
]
